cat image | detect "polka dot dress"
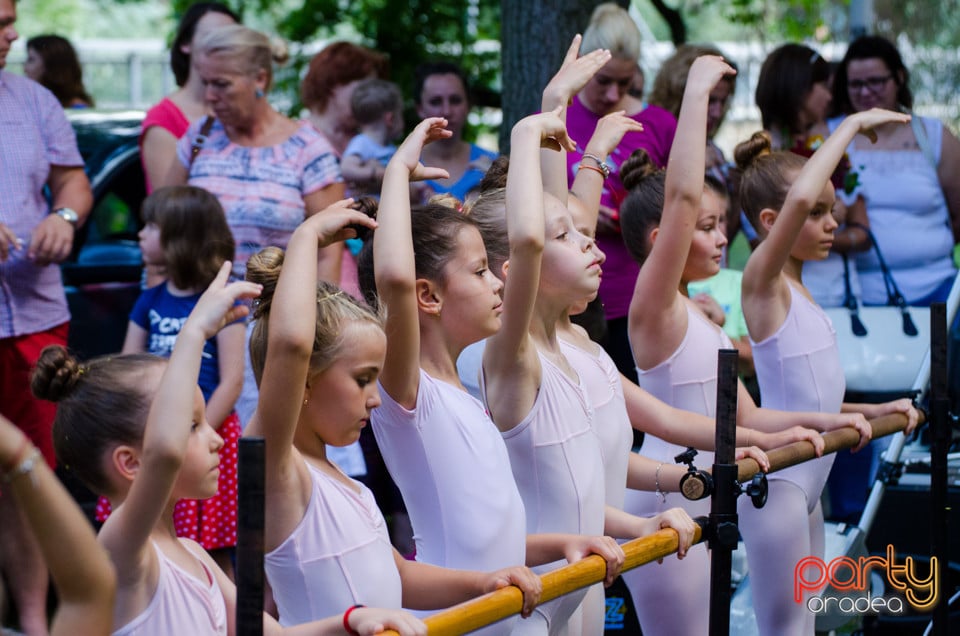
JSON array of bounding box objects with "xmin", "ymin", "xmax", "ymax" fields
[{"xmin": 96, "ymin": 413, "xmax": 240, "ymax": 550}]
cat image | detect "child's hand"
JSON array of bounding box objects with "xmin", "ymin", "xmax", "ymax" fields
[
  {"xmin": 692, "ymin": 292, "xmax": 725, "ymax": 327},
  {"xmin": 880, "ymin": 398, "xmax": 921, "ymax": 435},
  {"xmin": 583, "ymin": 111, "xmax": 644, "ymax": 160},
  {"xmin": 542, "ymin": 34, "xmax": 611, "ymax": 111},
  {"xmin": 302, "ymin": 198, "xmax": 378, "ymax": 245},
  {"xmin": 755, "ymin": 426, "xmax": 826, "ymax": 456},
  {"xmin": 188, "ymin": 262, "xmax": 262, "ymax": 340},
  {"xmin": 849, "ymin": 108, "xmax": 911, "ymax": 143},
  {"xmin": 734, "ymin": 445, "xmax": 770, "ymax": 472},
  {"xmin": 826, "ymin": 412, "xmax": 872, "ymax": 452},
  {"xmin": 686, "ymin": 55, "xmax": 737, "ymax": 95},
  {"xmin": 562, "ymin": 535, "xmax": 625, "ymax": 587},
  {"xmin": 481, "ymin": 566, "xmax": 543, "ymax": 618},
  {"xmin": 390, "ymin": 117, "xmax": 453, "ymax": 181},
  {"xmin": 346, "ymin": 607, "xmax": 427, "ymax": 636},
  {"xmin": 651, "ymin": 508, "xmax": 698, "ymax": 560},
  {"xmin": 514, "ymin": 107, "xmax": 576, "ymax": 153}
]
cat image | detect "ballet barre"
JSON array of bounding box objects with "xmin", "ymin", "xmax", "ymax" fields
[{"xmin": 379, "ymin": 519, "xmax": 707, "ymax": 636}]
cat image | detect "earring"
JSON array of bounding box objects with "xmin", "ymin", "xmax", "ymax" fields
[
  {"xmin": 303, "ymin": 397, "xmax": 308, "ymax": 405},
  {"xmin": 255, "ymin": 88, "xmax": 264, "ymax": 99}
]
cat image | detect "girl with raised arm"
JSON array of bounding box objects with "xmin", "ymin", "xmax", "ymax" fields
[
  {"xmin": 736, "ymin": 108, "xmax": 918, "ymax": 635},
  {"xmin": 31, "ymin": 264, "xmax": 425, "ymax": 635},
  {"xmin": 244, "ymin": 195, "xmax": 540, "ymax": 629},
  {"xmin": 478, "ymin": 108, "xmax": 695, "ymax": 636},
  {"xmin": 620, "ymin": 55, "xmax": 873, "ymax": 636}
]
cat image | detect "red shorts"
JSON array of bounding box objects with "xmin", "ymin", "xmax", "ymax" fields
[{"xmin": 0, "ymin": 323, "xmax": 69, "ymax": 467}]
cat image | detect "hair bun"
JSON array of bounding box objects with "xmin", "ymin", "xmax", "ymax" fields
[
  {"xmin": 734, "ymin": 131, "xmax": 773, "ymax": 169},
  {"xmin": 30, "ymin": 345, "xmax": 83, "ymax": 402},
  {"xmin": 619, "ymin": 149, "xmax": 659, "ymax": 191},
  {"xmin": 246, "ymin": 246, "xmax": 285, "ymax": 319},
  {"xmin": 270, "ymin": 37, "xmax": 290, "ymax": 66},
  {"xmin": 478, "ymin": 155, "xmax": 509, "ymax": 193}
]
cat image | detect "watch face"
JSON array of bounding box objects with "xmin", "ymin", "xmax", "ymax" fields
[{"xmin": 56, "ymin": 208, "xmax": 79, "ymax": 224}]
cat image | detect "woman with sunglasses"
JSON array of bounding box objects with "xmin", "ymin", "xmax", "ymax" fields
[{"xmin": 824, "ymin": 35, "xmax": 960, "ymax": 308}]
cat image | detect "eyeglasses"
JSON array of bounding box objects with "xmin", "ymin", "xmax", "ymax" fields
[{"xmin": 848, "ymin": 75, "xmax": 893, "ymax": 93}]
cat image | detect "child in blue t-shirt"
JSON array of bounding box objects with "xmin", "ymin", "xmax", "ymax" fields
[
  {"xmin": 341, "ymin": 78, "xmax": 404, "ymax": 200},
  {"xmin": 96, "ymin": 185, "xmax": 243, "ymax": 581}
]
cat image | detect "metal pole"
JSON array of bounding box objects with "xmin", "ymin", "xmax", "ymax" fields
[
  {"xmin": 709, "ymin": 349, "xmax": 740, "ymax": 636},
  {"xmin": 929, "ymin": 303, "xmax": 949, "ymax": 635},
  {"xmin": 237, "ymin": 437, "xmax": 265, "ymax": 636}
]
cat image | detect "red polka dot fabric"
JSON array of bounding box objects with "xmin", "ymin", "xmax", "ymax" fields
[{"xmin": 95, "ymin": 413, "xmax": 240, "ymax": 550}]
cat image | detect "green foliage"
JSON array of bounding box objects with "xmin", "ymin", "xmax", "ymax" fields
[{"xmin": 721, "ymin": 0, "xmax": 846, "ymax": 42}]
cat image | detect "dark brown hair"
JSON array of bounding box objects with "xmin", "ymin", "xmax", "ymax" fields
[
  {"xmin": 618, "ymin": 149, "xmax": 665, "ymax": 265},
  {"xmin": 733, "ymin": 130, "xmax": 807, "ymax": 231},
  {"xmin": 830, "ymin": 35, "xmax": 912, "ymax": 116},
  {"xmin": 357, "ymin": 203, "xmax": 481, "ymax": 311},
  {"xmin": 170, "ymin": 2, "xmax": 240, "ymax": 87},
  {"xmin": 31, "ymin": 346, "xmax": 166, "ymax": 494},
  {"xmin": 26, "ymin": 35, "xmax": 94, "ymax": 107},
  {"xmin": 755, "ymin": 43, "xmax": 831, "ymax": 135},
  {"xmin": 141, "ymin": 186, "xmax": 235, "ymax": 291}
]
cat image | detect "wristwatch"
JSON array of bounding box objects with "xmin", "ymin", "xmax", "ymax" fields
[{"xmin": 53, "ymin": 207, "xmax": 79, "ymax": 227}]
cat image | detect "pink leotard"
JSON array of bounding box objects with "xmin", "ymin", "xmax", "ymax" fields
[
  {"xmin": 372, "ymin": 370, "xmax": 528, "ymax": 636},
  {"xmin": 488, "ymin": 351, "xmax": 604, "ymax": 636},
  {"xmin": 739, "ymin": 282, "xmax": 845, "ymax": 636},
  {"xmin": 113, "ymin": 543, "xmax": 227, "ymax": 636},
  {"xmin": 264, "ymin": 461, "xmax": 402, "ymax": 626},
  {"xmin": 621, "ymin": 299, "xmax": 726, "ymax": 636}
]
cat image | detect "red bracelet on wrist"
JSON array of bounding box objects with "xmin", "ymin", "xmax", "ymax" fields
[{"xmin": 343, "ymin": 604, "xmax": 365, "ymax": 635}]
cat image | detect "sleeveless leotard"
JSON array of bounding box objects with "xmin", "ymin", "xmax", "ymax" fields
[
  {"xmin": 372, "ymin": 370, "xmax": 528, "ymax": 636},
  {"xmin": 113, "ymin": 543, "xmax": 227, "ymax": 636},
  {"xmin": 740, "ymin": 282, "xmax": 845, "ymax": 636},
  {"xmin": 265, "ymin": 461, "xmax": 402, "ymax": 626},
  {"xmin": 621, "ymin": 299, "xmax": 725, "ymax": 636},
  {"xmin": 488, "ymin": 351, "xmax": 604, "ymax": 636}
]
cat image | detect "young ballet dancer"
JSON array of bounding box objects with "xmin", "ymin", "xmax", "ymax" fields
[
  {"xmin": 30, "ymin": 263, "xmax": 427, "ymax": 635},
  {"xmin": 97, "ymin": 185, "xmax": 244, "ymax": 579},
  {"xmin": 0, "ymin": 412, "xmax": 116, "ymax": 636},
  {"xmin": 242, "ymin": 196, "xmax": 541, "ymax": 628},
  {"xmin": 473, "ymin": 107, "xmax": 696, "ymax": 636},
  {"xmin": 736, "ymin": 109, "xmax": 918, "ymax": 635},
  {"xmin": 619, "ymin": 55, "xmax": 876, "ymax": 636},
  {"xmin": 355, "ymin": 116, "xmax": 642, "ymax": 636}
]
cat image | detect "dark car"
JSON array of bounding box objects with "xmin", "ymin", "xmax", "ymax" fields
[{"xmin": 64, "ymin": 110, "xmax": 146, "ymax": 360}]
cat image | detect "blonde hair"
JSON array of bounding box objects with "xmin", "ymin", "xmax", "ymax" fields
[
  {"xmin": 581, "ymin": 3, "xmax": 640, "ymax": 62},
  {"xmin": 195, "ymin": 24, "xmax": 288, "ymax": 90},
  {"xmin": 246, "ymin": 247, "xmax": 383, "ymax": 386}
]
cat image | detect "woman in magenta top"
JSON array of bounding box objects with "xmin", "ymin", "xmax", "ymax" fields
[
  {"xmin": 140, "ymin": 2, "xmax": 239, "ymax": 194},
  {"xmin": 565, "ymin": 4, "xmax": 677, "ymax": 383}
]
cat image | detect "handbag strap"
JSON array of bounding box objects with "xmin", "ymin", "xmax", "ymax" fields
[
  {"xmin": 910, "ymin": 113, "xmax": 938, "ymax": 173},
  {"xmin": 189, "ymin": 116, "xmax": 216, "ymax": 169},
  {"xmin": 839, "ymin": 253, "xmax": 868, "ymax": 336},
  {"xmin": 848, "ymin": 222, "xmax": 919, "ymax": 336}
]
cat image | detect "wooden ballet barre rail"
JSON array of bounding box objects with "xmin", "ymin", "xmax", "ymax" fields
[
  {"xmin": 380, "ymin": 521, "xmax": 706, "ymax": 636},
  {"xmin": 734, "ymin": 409, "xmax": 924, "ymax": 483}
]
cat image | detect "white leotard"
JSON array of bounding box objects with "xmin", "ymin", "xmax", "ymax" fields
[
  {"xmin": 489, "ymin": 351, "xmax": 605, "ymax": 635},
  {"xmin": 372, "ymin": 370, "xmax": 528, "ymax": 636}
]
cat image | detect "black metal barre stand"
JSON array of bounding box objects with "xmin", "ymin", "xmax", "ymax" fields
[
  {"xmin": 929, "ymin": 302, "xmax": 951, "ymax": 635},
  {"xmin": 237, "ymin": 437, "xmax": 265, "ymax": 636},
  {"xmin": 709, "ymin": 349, "xmax": 740, "ymax": 636}
]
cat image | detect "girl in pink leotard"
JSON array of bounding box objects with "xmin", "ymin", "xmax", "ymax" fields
[
  {"xmin": 473, "ymin": 107, "xmax": 696, "ymax": 636},
  {"xmin": 31, "ymin": 264, "xmax": 426, "ymax": 636},
  {"xmin": 619, "ymin": 55, "xmax": 877, "ymax": 636},
  {"xmin": 737, "ymin": 109, "xmax": 919, "ymax": 636}
]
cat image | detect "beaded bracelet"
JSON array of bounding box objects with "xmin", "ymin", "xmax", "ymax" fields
[
  {"xmin": 343, "ymin": 604, "xmax": 365, "ymax": 636},
  {"xmin": 655, "ymin": 462, "xmax": 667, "ymax": 503},
  {"xmin": 2, "ymin": 449, "xmax": 41, "ymax": 487}
]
